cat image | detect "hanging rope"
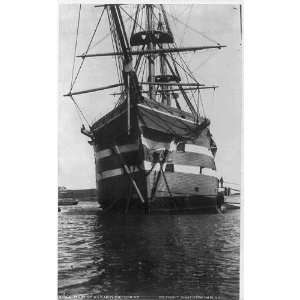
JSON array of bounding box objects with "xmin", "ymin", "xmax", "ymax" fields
[
  {"xmin": 88, "ymin": 31, "xmax": 111, "ymax": 51},
  {"xmin": 67, "ymin": 5, "xmax": 89, "ymax": 129},
  {"xmin": 88, "ymin": 15, "xmax": 131, "ymax": 52},
  {"xmin": 167, "ymin": 5, "xmax": 190, "ymax": 31},
  {"xmin": 179, "ymin": 5, "xmax": 193, "ymax": 47},
  {"xmin": 199, "ymin": 90, "xmax": 206, "ymax": 118},
  {"xmin": 70, "ymin": 97, "xmax": 84, "ymax": 125},
  {"xmin": 140, "ymin": 56, "xmax": 147, "ymax": 83},
  {"xmin": 176, "ymin": 49, "xmax": 198, "ymax": 83},
  {"xmin": 67, "ymin": 6, "xmax": 106, "ymax": 131},
  {"xmin": 165, "ymin": 9, "xmax": 220, "ymax": 45},
  {"xmin": 70, "ymin": 95, "xmax": 91, "ymax": 128},
  {"xmin": 164, "ymin": 44, "xmax": 197, "ymax": 84},
  {"xmin": 120, "ymin": 6, "xmax": 145, "ymax": 31},
  {"xmin": 165, "ymin": 7, "xmax": 221, "ymax": 99},
  {"xmin": 196, "ymin": 89, "xmax": 200, "ymax": 117},
  {"xmin": 70, "ymin": 7, "xmax": 105, "ymax": 92},
  {"xmin": 70, "ymin": 4, "xmax": 81, "ymax": 90},
  {"xmin": 192, "ymin": 49, "xmax": 219, "ymax": 74}
]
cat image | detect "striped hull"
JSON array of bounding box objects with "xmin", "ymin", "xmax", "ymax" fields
[{"xmin": 91, "ymin": 99, "xmax": 221, "ymax": 213}]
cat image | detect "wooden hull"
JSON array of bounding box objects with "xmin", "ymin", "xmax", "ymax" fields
[{"xmin": 91, "ymin": 99, "xmax": 221, "ymax": 213}]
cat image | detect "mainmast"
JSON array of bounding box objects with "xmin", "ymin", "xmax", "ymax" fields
[
  {"xmin": 146, "ymin": 5, "xmax": 155, "ymax": 100},
  {"xmin": 158, "ymin": 12, "xmax": 170, "ymax": 105},
  {"xmin": 130, "ymin": 4, "xmax": 177, "ymax": 104}
]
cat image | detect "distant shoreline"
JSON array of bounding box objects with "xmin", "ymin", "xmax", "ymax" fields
[{"xmin": 67, "ymin": 188, "xmax": 97, "ymax": 201}]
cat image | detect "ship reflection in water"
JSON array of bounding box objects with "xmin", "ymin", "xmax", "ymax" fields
[{"xmin": 58, "ymin": 201, "xmax": 239, "ymax": 299}]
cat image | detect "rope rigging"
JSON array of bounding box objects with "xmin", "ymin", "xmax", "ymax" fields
[
  {"xmin": 192, "ymin": 49, "xmax": 219, "ymax": 74},
  {"xmin": 166, "ymin": 5, "xmax": 191, "ymax": 33},
  {"xmin": 164, "ymin": 28, "xmax": 208, "ymax": 118},
  {"xmin": 67, "ymin": 6, "xmax": 106, "ymax": 130},
  {"xmin": 70, "ymin": 7, "xmax": 105, "ymax": 92},
  {"xmin": 88, "ymin": 15, "xmax": 132, "ymax": 52},
  {"xmin": 122, "ymin": 3, "xmax": 204, "ymax": 103},
  {"xmin": 164, "ymin": 9, "xmax": 220, "ymax": 45},
  {"xmin": 199, "ymin": 90, "xmax": 206, "ymax": 117},
  {"xmin": 164, "ymin": 5, "xmax": 222, "ymax": 118},
  {"xmin": 175, "ymin": 49, "xmax": 199, "ymax": 112},
  {"xmin": 70, "ymin": 95, "xmax": 91, "ymax": 128},
  {"xmin": 66, "ymin": 5, "xmax": 222, "ymax": 129},
  {"xmin": 70, "ymin": 4, "xmax": 81, "ymax": 90},
  {"xmin": 68, "ymin": 5, "xmax": 90, "ymax": 129},
  {"xmin": 179, "ymin": 5, "xmax": 193, "ymax": 47},
  {"xmin": 119, "ymin": 3, "xmax": 215, "ymax": 120}
]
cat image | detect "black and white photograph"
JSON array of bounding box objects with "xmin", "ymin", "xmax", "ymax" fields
[
  {"xmin": 58, "ymin": 3, "xmax": 242, "ymax": 299},
  {"xmin": 4, "ymin": 1, "xmax": 300, "ymax": 300}
]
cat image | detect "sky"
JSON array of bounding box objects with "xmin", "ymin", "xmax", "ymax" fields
[{"xmin": 58, "ymin": 4, "xmax": 242, "ymax": 189}]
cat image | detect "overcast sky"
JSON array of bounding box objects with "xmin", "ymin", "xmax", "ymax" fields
[{"xmin": 58, "ymin": 4, "xmax": 242, "ymax": 189}]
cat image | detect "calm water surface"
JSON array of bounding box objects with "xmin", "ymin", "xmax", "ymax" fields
[{"xmin": 58, "ymin": 201, "xmax": 240, "ymax": 299}]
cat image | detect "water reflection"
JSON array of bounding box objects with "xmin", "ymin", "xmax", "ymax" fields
[{"xmin": 58, "ymin": 202, "xmax": 239, "ymax": 299}]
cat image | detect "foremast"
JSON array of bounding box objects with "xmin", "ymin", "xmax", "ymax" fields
[{"xmin": 108, "ymin": 5, "xmax": 140, "ymax": 134}]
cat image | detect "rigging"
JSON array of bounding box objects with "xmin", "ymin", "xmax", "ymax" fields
[
  {"xmin": 70, "ymin": 4, "xmax": 81, "ymax": 90},
  {"xmin": 70, "ymin": 7, "xmax": 105, "ymax": 92},
  {"xmin": 65, "ymin": 4, "xmax": 225, "ymax": 128}
]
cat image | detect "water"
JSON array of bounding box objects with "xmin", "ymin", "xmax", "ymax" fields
[{"xmin": 58, "ymin": 201, "xmax": 240, "ymax": 299}]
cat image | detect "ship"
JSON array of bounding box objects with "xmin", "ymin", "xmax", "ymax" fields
[{"xmin": 64, "ymin": 4, "xmax": 226, "ymax": 213}]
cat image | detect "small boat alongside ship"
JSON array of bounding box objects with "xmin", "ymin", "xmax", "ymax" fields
[{"xmin": 64, "ymin": 4, "xmax": 228, "ymax": 214}]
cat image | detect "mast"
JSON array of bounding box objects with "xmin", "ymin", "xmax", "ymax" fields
[
  {"xmin": 69, "ymin": 5, "xmax": 225, "ymax": 122},
  {"xmin": 158, "ymin": 12, "xmax": 170, "ymax": 106},
  {"xmin": 108, "ymin": 5, "xmax": 135, "ymax": 135},
  {"xmin": 129, "ymin": 4, "xmax": 201, "ymax": 117},
  {"xmin": 108, "ymin": 6, "xmax": 131, "ymax": 64},
  {"xmin": 64, "ymin": 3, "xmax": 227, "ymax": 141},
  {"xmin": 146, "ymin": 5, "xmax": 155, "ymax": 100}
]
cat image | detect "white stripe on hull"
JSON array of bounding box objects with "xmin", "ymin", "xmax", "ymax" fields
[
  {"xmin": 141, "ymin": 135, "xmax": 176, "ymax": 152},
  {"xmin": 140, "ymin": 135, "xmax": 213, "ymax": 158},
  {"xmin": 95, "ymin": 143, "xmax": 139, "ymax": 160},
  {"xmin": 99, "ymin": 165, "xmax": 140, "ymax": 180},
  {"xmin": 97, "ymin": 161, "xmax": 219, "ymax": 180},
  {"xmin": 95, "ymin": 141, "xmax": 213, "ymax": 161},
  {"xmin": 184, "ymin": 144, "xmax": 214, "ymax": 158},
  {"xmin": 143, "ymin": 161, "xmax": 219, "ymax": 178},
  {"xmin": 173, "ymin": 164, "xmax": 199, "ymax": 175}
]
